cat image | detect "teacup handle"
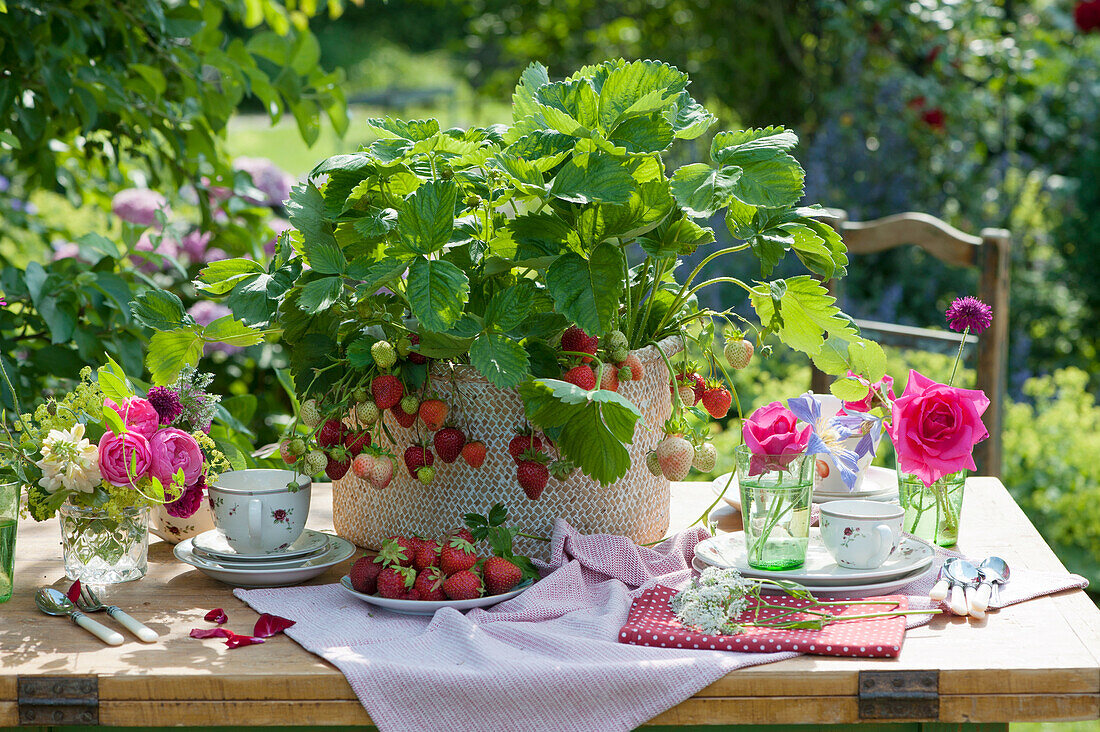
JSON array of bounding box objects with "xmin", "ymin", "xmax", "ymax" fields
[
  {"xmin": 247, "ymin": 498, "xmax": 263, "ymax": 549},
  {"xmin": 870, "ymin": 524, "xmax": 895, "ymax": 567}
]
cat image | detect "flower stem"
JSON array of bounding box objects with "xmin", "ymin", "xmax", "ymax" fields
[{"xmin": 948, "ymin": 325, "xmax": 970, "ymax": 387}]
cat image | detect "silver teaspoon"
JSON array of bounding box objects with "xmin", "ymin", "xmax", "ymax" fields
[
  {"xmin": 35, "ymin": 588, "xmax": 124, "ymax": 646},
  {"xmin": 978, "ymin": 556, "xmax": 1010, "ymax": 609}
]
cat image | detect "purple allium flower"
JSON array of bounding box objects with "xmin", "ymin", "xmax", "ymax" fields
[
  {"xmin": 187, "ymin": 301, "xmax": 243, "ymax": 355},
  {"xmin": 147, "ymin": 386, "xmax": 184, "ymax": 425},
  {"xmin": 234, "ymin": 157, "xmax": 294, "ymax": 207},
  {"xmin": 180, "ymin": 230, "xmax": 213, "ymax": 262},
  {"xmin": 945, "ymin": 296, "xmax": 993, "ymax": 334},
  {"xmin": 111, "ymin": 188, "xmax": 170, "ymax": 227},
  {"xmin": 164, "ymin": 477, "xmax": 206, "ymax": 518}
]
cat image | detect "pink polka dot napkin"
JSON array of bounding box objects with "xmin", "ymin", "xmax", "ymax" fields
[{"xmin": 620, "ymin": 585, "xmax": 907, "ymax": 658}]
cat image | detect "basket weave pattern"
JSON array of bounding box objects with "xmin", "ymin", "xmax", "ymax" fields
[{"xmin": 333, "ymin": 337, "xmax": 682, "ymax": 557}]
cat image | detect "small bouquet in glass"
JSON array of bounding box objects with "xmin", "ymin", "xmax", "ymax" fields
[{"xmin": 0, "ymin": 359, "xmax": 229, "ymax": 584}]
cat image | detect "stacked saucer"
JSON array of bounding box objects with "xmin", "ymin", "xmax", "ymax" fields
[
  {"xmin": 710, "ymin": 465, "xmax": 900, "ymax": 510},
  {"xmin": 693, "ymin": 528, "xmax": 936, "ymax": 599},
  {"xmin": 174, "ymin": 529, "xmax": 355, "ymax": 587}
]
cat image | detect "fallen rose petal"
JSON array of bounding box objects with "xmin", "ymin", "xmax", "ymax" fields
[
  {"xmin": 204, "ymin": 608, "xmax": 228, "ymax": 624},
  {"xmin": 224, "ymin": 633, "xmax": 266, "ymax": 648},
  {"xmin": 189, "ymin": 628, "xmax": 233, "ymax": 639},
  {"xmin": 66, "ymin": 580, "xmax": 82, "ymax": 604},
  {"xmin": 253, "ymin": 612, "xmax": 296, "ymax": 638}
]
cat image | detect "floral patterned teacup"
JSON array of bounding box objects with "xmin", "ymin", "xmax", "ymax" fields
[
  {"xmin": 812, "ymin": 394, "xmax": 883, "ymax": 494},
  {"xmin": 208, "ymin": 469, "xmax": 311, "ymax": 555},
  {"xmin": 819, "ymin": 499, "xmax": 904, "ymax": 570}
]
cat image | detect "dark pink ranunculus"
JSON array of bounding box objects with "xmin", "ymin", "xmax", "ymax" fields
[
  {"xmin": 742, "ymin": 401, "xmax": 812, "ymax": 475},
  {"xmin": 150, "ymin": 428, "xmax": 204, "ymax": 488},
  {"xmin": 104, "ymin": 397, "xmax": 160, "ymax": 439},
  {"xmin": 842, "ymin": 371, "xmax": 895, "ymax": 413},
  {"xmin": 98, "ymin": 431, "xmax": 153, "ymax": 486},
  {"xmin": 887, "ymin": 370, "xmax": 990, "ymax": 486}
]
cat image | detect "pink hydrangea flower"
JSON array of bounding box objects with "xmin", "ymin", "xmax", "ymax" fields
[
  {"xmin": 98, "ymin": 431, "xmax": 153, "ymax": 486},
  {"xmin": 887, "ymin": 370, "xmax": 990, "ymax": 486},
  {"xmin": 104, "ymin": 397, "xmax": 160, "ymax": 439},
  {"xmin": 234, "ymin": 157, "xmax": 294, "ymax": 207},
  {"xmin": 149, "ymin": 427, "xmax": 205, "ymax": 487},
  {"xmin": 111, "ymin": 189, "xmax": 170, "ymax": 227},
  {"xmin": 51, "ymin": 241, "xmax": 84, "ymax": 262},
  {"xmin": 134, "ymin": 231, "xmax": 180, "ymax": 273},
  {"xmin": 742, "ymin": 401, "xmax": 812, "ymax": 475},
  {"xmin": 180, "ymin": 230, "xmax": 213, "ymax": 262}
]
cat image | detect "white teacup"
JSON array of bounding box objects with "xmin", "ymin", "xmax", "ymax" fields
[
  {"xmin": 812, "ymin": 393, "xmax": 882, "ymax": 494},
  {"xmin": 819, "ymin": 499, "xmax": 904, "ymax": 570},
  {"xmin": 207, "ymin": 469, "xmax": 311, "ymax": 555}
]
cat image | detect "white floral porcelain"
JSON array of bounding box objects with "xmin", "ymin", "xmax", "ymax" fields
[
  {"xmin": 207, "ymin": 469, "xmax": 311, "ymax": 555},
  {"xmin": 151, "ymin": 502, "xmax": 216, "ymax": 545},
  {"xmin": 812, "ymin": 394, "xmax": 884, "ymax": 495},
  {"xmin": 819, "ymin": 499, "xmax": 905, "ymax": 570}
]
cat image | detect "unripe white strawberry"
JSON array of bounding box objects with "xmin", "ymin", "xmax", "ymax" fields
[
  {"xmin": 605, "ymin": 330, "xmax": 629, "ymax": 362},
  {"xmin": 693, "ymin": 443, "xmax": 717, "ymax": 473},
  {"xmin": 724, "ymin": 339, "xmax": 754, "ymax": 370},
  {"xmin": 355, "ymin": 401, "xmax": 380, "ymax": 425},
  {"xmin": 677, "ymin": 385, "xmax": 697, "ymax": 407},
  {"xmin": 655, "ymin": 435, "xmax": 694, "ymax": 481},
  {"xmin": 303, "ymin": 449, "xmax": 328, "ymax": 475},
  {"xmin": 645, "ymin": 450, "xmax": 662, "ymax": 477},
  {"xmin": 352, "ymin": 453, "xmax": 376, "ymax": 480},
  {"xmin": 372, "ymin": 340, "xmax": 397, "ymax": 369},
  {"xmin": 300, "ymin": 399, "xmax": 322, "ymax": 428},
  {"xmin": 369, "ymin": 456, "xmax": 395, "ymax": 490},
  {"xmin": 288, "ymin": 438, "xmax": 306, "ymax": 456},
  {"xmin": 400, "ymin": 394, "xmax": 419, "ymax": 414}
]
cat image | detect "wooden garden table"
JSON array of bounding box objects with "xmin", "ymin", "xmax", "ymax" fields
[{"xmin": 1, "ymin": 477, "xmax": 1097, "ymax": 730}]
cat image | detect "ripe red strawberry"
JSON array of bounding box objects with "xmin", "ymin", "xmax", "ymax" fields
[
  {"xmin": 349, "ymin": 556, "xmax": 383, "ymax": 594},
  {"xmin": 599, "ymin": 365, "xmax": 620, "ymax": 392},
  {"xmin": 325, "ymin": 447, "xmax": 351, "ymax": 480},
  {"xmin": 482, "ymin": 556, "xmax": 523, "ymax": 595},
  {"xmin": 418, "ymin": 398, "xmax": 448, "ymax": 431},
  {"xmin": 461, "ymin": 440, "xmax": 487, "ymax": 468},
  {"xmin": 508, "ymin": 432, "xmax": 542, "ymax": 464},
  {"xmin": 700, "ymin": 385, "xmax": 732, "ymax": 419},
  {"xmin": 278, "ymin": 441, "xmax": 296, "ymax": 465},
  {"xmin": 517, "ymin": 456, "xmax": 550, "ymax": 500},
  {"xmin": 392, "ymin": 402, "xmax": 418, "ymax": 428},
  {"xmin": 618, "ymin": 353, "xmax": 645, "ymax": 381},
  {"xmin": 434, "ymin": 427, "xmax": 466, "ymax": 463},
  {"xmin": 439, "ymin": 535, "xmax": 478, "ymax": 575},
  {"xmin": 413, "ymin": 566, "xmax": 447, "ymax": 601},
  {"xmin": 343, "ymin": 428, "xmax": 371, "ymax": 454},
  {"xmin": 377, "ymin": 536, "xmax": 414, "ymax": 567},
  {"xmin": 560, "ymin": 325, "xmax": 598, "ymax": 362},
  {"xmin": 407, "ymin": 333, "xmax": 428, "ymax": 364},
  {"xmin": 655, "ymin": 435, "xmax": 694, "ymax": 481},
  {"xmin": 376, "ymin": 565, "xmax": 416, "ymax": 599},
  {"xmin": 371, "ymin": 374, "xmax": 404, "ymax": 410},
  {"xmin": 369, "ymin": 455, "xmax": 395, "ymax": 490},
  {"xmin": 413, "ymin": 540, "xmax": 441, "ymax": 571},
  {"xmin": 317, "ymin": 419, "xmax": 346, "ymax": 448},
  {"xmin": 351, "ymin": 453, "xmax": 376, "ymax": 480},
  {"xmin": 724, "ymin": 338, "xmax": 754, "ymax": 369},
  {"xmin": 562, "ymin": 365, "xmax": 596, "ymax": 390},
  {"xmin": 442, "ymin": 569, "xmax": 482, "ymax": 600},
  {"xmin": 403, "ymin": 445, "xmax": 435, "ymax": 477},
  {"xmin": 451, "ymin": 527, "xmax": 475, "ymax": 545}
]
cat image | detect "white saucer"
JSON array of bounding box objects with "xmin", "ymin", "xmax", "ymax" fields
[
  {"xmin": 694, "ymin": 528, "xmax": 935, "ymax": 586},
  {"xmin": 690, "ymin": 556, "xmax": 934, "ymax": 599},
  {"xmin": 191, "ymin": 528, "xmax": 329, "ymax": 561},
  {"xmin": 338, "ymin": 575, "xmax": 533, "ymax": 615},
  {"xmin": 174, "ymin": 534, "xmax": 355, "ymax": 587}
]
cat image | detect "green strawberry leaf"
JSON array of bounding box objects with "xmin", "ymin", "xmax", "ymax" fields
[
  {"xmin": 665, "ymin": 91, "xmax": 717, "ymax": 140},
  {"xmin": 469, "ymin": 332, "xmax": 530, "ymax": 389},
  {"xmin": 549, "ymin": 152, "xmax": 635, "ymax": 205},
  {"xmin": 406, "ymin": 257, "xmax": 469, "ymax": 332},
  {"xmin": 596, "ymin": 59, "xmax": 688, "ymax": 133},
  {"xmin": 545, "ymin": 241, "xmax": 624, "ymax": 336},
  {"xmin": 394, "ymin": 179, "xmax": 460, "ymax": 255},
  {"xmin": 130, "ymin": 289, "xmax": 194, "ymax": 331},
  {"xmin": 669, "ymin": 163, "xmax": 741, "ymax": 219},
  {"xmin": 750, "ymin": 276, "xmax": 857, "ymax": 356}
]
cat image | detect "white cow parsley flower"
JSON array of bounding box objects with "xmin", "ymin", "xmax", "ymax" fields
[{"xmin": 671, "ymin": 567, "xmax": 753, "ymax": 635}]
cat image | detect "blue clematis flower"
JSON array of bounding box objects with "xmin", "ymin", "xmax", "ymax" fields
[{"xmin": 787, "ymin": 392, "xmax": 875, "ymax": 491}]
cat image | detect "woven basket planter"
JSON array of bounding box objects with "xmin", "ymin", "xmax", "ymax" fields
[{"xmin": 332, "ymin": 336, "xmax": 682, "ymax": 558}]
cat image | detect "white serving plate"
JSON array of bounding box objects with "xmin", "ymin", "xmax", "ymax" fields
[
  {"xmin": 191, "ymin": 528, "xmax": 330, "ymax": 561},
  {"xmin": 711, "ymin": 465, "xmax": 900, "ymax": 511},
  {"xmin": 338, "ymin": 575, "xmax": 533, "ymax": 615},
  {"xmin": 690, "ymin": 556, "xmax": 934, "ymax": 599},
  {"xmin": 174, "ymin": 534, "xmax": 355, "ymax": 587},
  {"xmin": 694, "ymin": 528, "xmax": 934, "ymax": 586}
]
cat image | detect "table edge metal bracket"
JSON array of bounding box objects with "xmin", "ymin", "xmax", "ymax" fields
[
  {"xmin": 17, "ymin": 675, "xmax": 98, "ymax": 726},
  {"xmin": 858, "ymin": 669, "xmax": 939, "ymax": 720}
]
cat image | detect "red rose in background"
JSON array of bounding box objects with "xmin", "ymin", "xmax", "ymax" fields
[
  {"xmin": 921, "ymin": 108, "xmax": 946, "ymax": 130},
  {"xmin": 1075, "ymin": 0, "xmax": 1100, "ymax": 32}
]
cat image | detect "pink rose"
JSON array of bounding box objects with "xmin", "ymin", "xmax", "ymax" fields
[
  {"xmin": 742, "ymin": 401, "xmax": 812, "ymax": 475},
  {"xmin": 842, "ymin": 372, "xmax": 895, "ymax": 413},
  {"xmin": 104, "ymin": 397, "xmax": 160, "ymax": 439},
  {"xmin": 164, "ymin": 476, "xmax": 206, "ymax": 518},
  {"xmin": 150, "ymin": 428, "xmax": 205, "ymax": 487},
  {"xmin": 98, "ymin": 431, "xmax": 153, "ymax": 486},
  {"xmin": 887, "ymin": 370, "xmax": 990, "ymax": 486}
]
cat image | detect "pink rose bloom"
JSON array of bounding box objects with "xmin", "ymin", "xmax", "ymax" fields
[
  {"xmin": 887, "ymin": 370, "xmax": 990, "ymax": 487},
  {"xmin": 111, "ymin": 188, "xmax": 170, "ymax": 227},
  {"xmin": 742, "ymin": 401, "xmax": 812, "ymax": 475},
  {"xmin": 149, "ymin": 428, "xmax": 205, "ymax": 487},
  {"xmin": 104, "ymin": 397, "xmax": 160, "ymax": 439},
  {"xmin": 842, "ymin": 371, "xmax": 895, "ymax": 413},
  {"xmin": 98, "ymin": 431, "xmax": 153, "ymax": 486}
]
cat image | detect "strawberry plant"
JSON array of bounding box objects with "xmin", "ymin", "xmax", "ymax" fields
[{"xmin": 160, "ymin": 58, "xmax": 876, "ymax": 487}]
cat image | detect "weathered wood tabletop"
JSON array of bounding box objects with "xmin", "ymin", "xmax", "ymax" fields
[{"xmin": 1, "ymin": 477, "xmax": 1097, "ymax": 729}]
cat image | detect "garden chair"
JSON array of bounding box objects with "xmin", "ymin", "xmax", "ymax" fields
[{"xmin": 809, "ymin": 211, "xmax": 1012, "ymax": 476}]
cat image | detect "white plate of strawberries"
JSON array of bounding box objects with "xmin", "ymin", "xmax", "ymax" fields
[{"xmin": 339, "ymin": 574, "xmax": 533, "ymax": 615}]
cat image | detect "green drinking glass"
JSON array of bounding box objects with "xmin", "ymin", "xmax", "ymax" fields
[
  {"xmin": 735, "ymin": 446, "xmax": 814, "ymax": 570},
  {"xmin": 0, "ymin": 481, "xmax": 18, "ymax": 603},
  {"xmin": 896, "ymin": 468, "xmax": 966, "ymax": 547}
]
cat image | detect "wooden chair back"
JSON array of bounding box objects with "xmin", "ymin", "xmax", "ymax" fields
[{"xmin": 809, "ymin": 211, "xmax": 1011, "ymax": 476}]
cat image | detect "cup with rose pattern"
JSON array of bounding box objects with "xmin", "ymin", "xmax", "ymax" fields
[
  {"xmin": 207, "ymin": 469, "xmax": 311, "ymax": 555},
  {"xmin": 818, "ymin": 499, "xmax": 904, "ymax": 570}
]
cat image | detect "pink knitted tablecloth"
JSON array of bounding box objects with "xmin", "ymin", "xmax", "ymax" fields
[{"xmin": 234, "ymin": 521, "xmax": 1087, "ymax": 732}]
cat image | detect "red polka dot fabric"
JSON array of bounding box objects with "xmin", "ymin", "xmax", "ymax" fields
[{"xmin": 619, "ymin": 585, "xmax": 907, "ymax": 658}]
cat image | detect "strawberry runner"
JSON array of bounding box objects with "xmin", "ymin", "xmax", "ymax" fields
[{"xmin": 234, "ymin": 522, "xmax": 1087, "ymax": 732}]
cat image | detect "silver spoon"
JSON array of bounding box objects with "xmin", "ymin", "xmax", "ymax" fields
[
  {"xmin": 977, "ymin": 556, "xmax": 1010, "ymax": 609},
  {"xmin": 944, "ymin": 559, "xmax": 983, "ymax": 617},
  {"xmin": 75, "ymin": 584, "xmax": 158, "ymax": 642},
  {"xmin": 929, "ymin": 557, "xmax": 957, "ymax": 602},
  {"xmin": 35, "ymin": 588, "xmax": 124, "ymax": 645}
]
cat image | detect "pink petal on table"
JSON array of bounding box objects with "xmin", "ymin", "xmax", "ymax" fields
[
  {"xmin": 224, "ymin": 633, "xmax": 266, "ymax": 648},
  {"xmin": 66, "ymin": 580, "xmax": 81, "ymax": 604},
  {"xmin": 204, "ymin": 608, "xmax": 228, "ymax": 624},
  {"xmin": 253, "ymin": 613, "xmax": 296, "ymax": 638},
  {"xmin": 190, "ymin": 627, "xmax": 233, "ymax": 639}
]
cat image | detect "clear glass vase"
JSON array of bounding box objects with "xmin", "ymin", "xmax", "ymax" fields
[
  {"xmin": 736, "ymin": 446, "xmax": 814, "ymax": 570},
  {"xmin": 59, "ymin": 503, "xmax": 150, "ymax": 584},
  {"xmin": 896, "ymin": 468, "xmax": 966, "ymax": 547},
  {"xmin": 1, "ymin": 481, "xmax": 18, "ymax": 603}
]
